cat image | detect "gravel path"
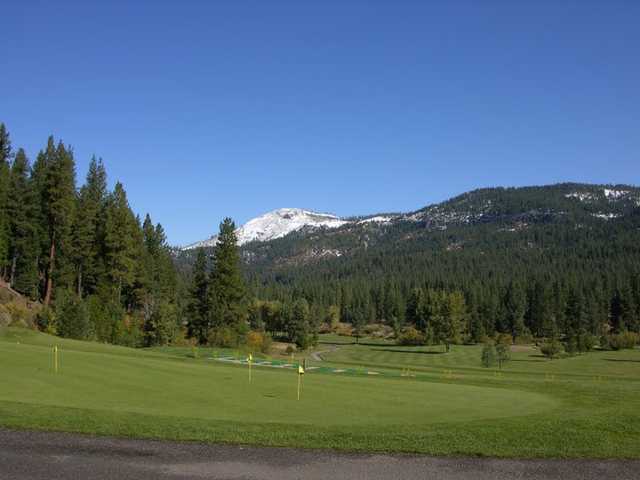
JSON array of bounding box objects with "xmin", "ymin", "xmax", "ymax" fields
[
  {"xmin": 309, "ymin": 343, "xmax": 341, "ymax": 361},
  {"xmin": 1, "ymin": 429, "xmax": 639, "ymax": 480}
]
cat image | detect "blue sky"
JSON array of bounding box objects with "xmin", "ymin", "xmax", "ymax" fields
[{"xmin": 2, "ymin": 1, "xmax": 639, "ymax": 245}]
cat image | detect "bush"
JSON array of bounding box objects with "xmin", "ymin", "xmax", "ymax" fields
[
  {"xmin": 397, "ymin": 327, "xmax": 425, "ymax": 346},
  {"xmin": 514, "ymin": 329, "xmax": 534, "ymax": 345},
  {"xmin": 607, "ymin": 332, "xmax": 639, "ymax": 350},
  {"xmin": 285, "ymin": 345, "xmax": 295, "ymax": 355},
  {"xmin": 481, "ymin": 342, "xmax": 496, "ymax": 367},
  {"xmin": 496, "ymin": 333, "xmax": 513, "ymax": 345},
  {"xmin": 540, "ymin": 340, "xmax": 564, "ymax": 360},
  {"xmin": 207, "ymin": 326, "xmax": 240, "ymax": 348},
  {"xmin": 246, "ymin": 330, "xmax": 273, "ymax": 354},
  {"xmin": 115, "ymin": 316, "xmax": 144, "ymax": 348},
  {"xmin": 173, "ymin": 328, "xmax": 198, "ymax": 347},
  {"xmin": 334, "ymin": 322, "xmax": 353, "ymax": 337},
  {"xmin": 495, "ymin": 342, "xmax": 511, "ymax": 368},
  {"xmin": 577, "ymin": 332, "xmax": 596, "ymax": 352},
  {"xmin": 36, "ymin": 307, "xmax": 57, "ymax": 334},
  {"xmin": 4, "ymin": 302, "xmax": 36, "ymax": 328},
  {"xmin": 56, "ymin": 292, "xmax": 93, "ymax": 340},
  {"xmin": 260, "ymin": 332, "xmax": 273, "ymax": 354}
]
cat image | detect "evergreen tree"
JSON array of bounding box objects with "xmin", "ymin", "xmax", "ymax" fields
[
  {"xmin": 289, "ymin": 298, "xmax": 311, "ymax": 349},
  {"xmin": 140, "ymin": 215, "xmax": 178, "ymax": 346},
  {"xmin": 42, "ymin": 139, "xmax": 76, "ymax": 305},
  {"xmin": 505, "ymin": 281, "xmax": 527, "ymax": 339},
  {"xmin": 0, "ymin": 123, "xmax": 13, "ymax": 272},
  {"xmin": 442, "ymin": 291, "xmax": 466, "ymax": 351},
  {"xmin": 209, "ymin": 218, "xmax": 246, "ymax": 329},
  {"xmin": 103, "ymin": 182, "xmax": 138, "ymax": 303},
  {"xmin": 72, "ymin": 156, "xmax": 107, "ymax": 296},
  {"xmin": 7, "ymin": 149, "xmax": 39, "ymax": 296},
  {"xmin": 187, "ymin": 248, "xmax": 210, "ymax": 342},
  {"xmin": 406, "ymin": 288, "xmax": 424, "ymax": 329}
]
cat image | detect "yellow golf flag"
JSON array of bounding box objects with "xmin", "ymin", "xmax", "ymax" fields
[
  {"xmin": 297, "ymin": 364, "xmax": 304, "ymax": 400},
  {"xmin": 248, "ymin": 353, "xmax": 253, "ymax": 362}
]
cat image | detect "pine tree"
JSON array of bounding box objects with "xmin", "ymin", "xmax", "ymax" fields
[
  {"xmin": 7, "ymin": 149, "xmax": 39, "ymax": 296},
  {"xmin": 103, "ymin": 182, "xmax": 138, "ymax": 303},
  {"xmin": 72, "ymin": 156, "xmax": 107, "ymax": 296},
  {"xmin": 442, "ymin": 291, "xmax": 466, "ymax": 351},
  {"xmin": 187, "ymin": 248, "xmax": 210, "ymax": 343},
  {"xmin": 505, "ymin": 281, "xmax": 527, "ymax": 339},
  {"xmin": 405, "ymin": 288, "xmax": 424, "ymax": 329},
  {"xmin": 209, "ymin": 218, "xmax": 246, "ymax": 329},
  {"xmin": 140, "ymin": 214, "xmax": 178, "ymax": 346},
  {"xmin": 0, "ymin": 123, "xmax": 14, "ymax": 272},
  {"xmin": 42, "ymin": 139, "xmax": 77, "ymax": 305},
  {"xmin": 289, "ymin": 298, "xmax": 311, "ymax": 349}
]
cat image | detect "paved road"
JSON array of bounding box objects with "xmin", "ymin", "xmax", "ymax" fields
[{"xmin": 1, "ymin": 429, "xmax": 638, "ymax": 480}]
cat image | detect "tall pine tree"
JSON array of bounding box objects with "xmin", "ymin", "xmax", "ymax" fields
[{"xmin": 209, "ymin": 218, "xmax": 246, "ymax": 329}]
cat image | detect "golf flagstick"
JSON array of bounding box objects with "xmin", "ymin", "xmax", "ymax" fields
[{"xmin": 297, "ymin": 364, "xmax": 304, "ymax": 400}]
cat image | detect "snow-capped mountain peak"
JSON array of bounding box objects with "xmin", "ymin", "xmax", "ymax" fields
[{"xmin": 183, "ymin": 208, "xmax": 348, "ymax": 250}]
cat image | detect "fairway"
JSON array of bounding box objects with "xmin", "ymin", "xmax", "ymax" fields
[
  {"xmin": 0, "ymin": 329, "xmax": 554, "ymax": 426},
  {"xmin": 1, "ymin": 328, "xmax": 640, "ymax": 458}
]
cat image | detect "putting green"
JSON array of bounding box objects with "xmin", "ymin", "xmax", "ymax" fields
[{"xmin": 0, "ymin": 337, "xmax": 556, "ymax": 428}]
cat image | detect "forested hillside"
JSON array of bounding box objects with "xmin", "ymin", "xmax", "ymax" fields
[
  {"xmin": 177, "ymin": 183, "xmax": 640, "ymax": 350},
  {"xmin": 4, "ymin": 119, "xmax": 639, "ymax": 353},
  {"xmin": 0, "ymin": 123, "xmax": 178, "ymax": 346}
]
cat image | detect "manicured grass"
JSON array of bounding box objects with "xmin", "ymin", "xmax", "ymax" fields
[{"xmin": 1, "ymin": 327, "xmax": 639, "ymax": 457}]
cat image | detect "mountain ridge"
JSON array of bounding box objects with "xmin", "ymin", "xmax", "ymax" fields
[{"xmin": 182, "ymin": 182, "xmax": 640, "ymax": 251}]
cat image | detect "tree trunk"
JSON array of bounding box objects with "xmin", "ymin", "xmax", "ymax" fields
[
  {"xmin": 77, "ymin": 265, "xmax": 82, "ymax": 297},
  {"xmin": 9, "ymin": 254, "xmax": 17, "ymax": 287},
  {"xmin": 44, "ymin": 237, "xmax": 55, "ymax": 306}
]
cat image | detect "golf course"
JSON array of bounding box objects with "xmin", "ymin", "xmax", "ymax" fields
[{"xmin": 1, "ymin": 326, "xmax": 639, "ymax": 458}]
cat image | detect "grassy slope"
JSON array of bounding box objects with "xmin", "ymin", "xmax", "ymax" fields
[{"xmin": 1, "ymin": 327, "xmax": 639, "ymax": 457}]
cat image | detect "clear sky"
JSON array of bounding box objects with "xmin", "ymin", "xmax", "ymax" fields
[{"xmin": 2, "ymin": 1, "xmax": 639, "ymax": 246}]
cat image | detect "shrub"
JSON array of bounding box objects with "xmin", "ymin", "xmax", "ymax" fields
[
  {"xmin": 514, "ymin": 329, "xmax": 534, "ymax": 345},
  {"xmin": 607, "ymin": 332, "xmax": 639, "ymax": 350},
  {"xmin": 246, "ymin": 330, "xmax": 265, "ymax": 353},
  {"xmin": 4, "ymin": 302, "xmax": 36, "ymax": 328},
  {"xmin": 260, "ymin": 332, "xmax": 273, "ymax": 354},
  {"xmin": 397, "ymin": 327, "xmax": 425, "ymax": 346},
  {"xmin": 285, "ymin": 345, "xmax": 295, "ymax": 355},
  {"xmin": 56, "ymin": 293, "xmax": 93, "ymax": 340},
  {"xmin": 114, "ymin": 314, "xmax": 144, "ymax": 348},
  {"xmin": 576, "ymin": 332, "xmax": 596, "ymax": 352},
  {"xmin": 36, "ymin": 307, "xmax": 57, "ymax": 334},
  {"xmin": 495, "ymin": 342, "xmax": 511, "ymax": 368},
  {"xmin": 173, "ymin": 328, "xmax": 198, "ymax": 347},
  {"xmin": 481, "ymin": 342, "xmax": 496, "ymax": 367},
  {"xmin": 207, "ymin": 326, "xmax": 240, "ymax": 348},
  {"xmin": 540, "ymin": 340, "xmax": 564, "ymax": 360},
  {"xmin": 334, "ymin": 322, "xmax": 353, "ymax": 337}
]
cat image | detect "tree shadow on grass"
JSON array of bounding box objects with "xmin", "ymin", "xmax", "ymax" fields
[
  {"xmin": 602, "ymin": 358, "xmax": 640, "ymax": 363},
  {"xmin": 319, "ymin": 341, "xmax": 393, "ymax": 347},
  {"xmin": 511, "ymin": 358, "xmax": 546, "ymax": 363},
  {"xmin": 370, "ymin": 348, "xmax": 447, "ymax": 355}
]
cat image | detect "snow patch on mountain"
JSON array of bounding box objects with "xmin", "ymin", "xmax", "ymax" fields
[
  {"xmin": 603, "ymin": 188, "xmax": 629, "ymax": 200},
  {"xmin": 565, "ymin": 192, "xmax": 595, "ymax": 202},
  {"xmin": 183, "ymin": 208, "xmax": 348, "ymax": 250},
  {"xmin": 592, "ymin": 212, "xmax": 621, "ymax": 220},
  {"xmin": 357, "ymin": 215, "xmax": 396, "ymax": 224}
]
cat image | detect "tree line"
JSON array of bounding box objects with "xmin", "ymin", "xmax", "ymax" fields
[
  {"xmin": 0, "ymin": 123, "xmax": 177, "ymax": 346},
  {"xmin": 239, "ymin": 187, "xmax": 640, "ymax": 350}
]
